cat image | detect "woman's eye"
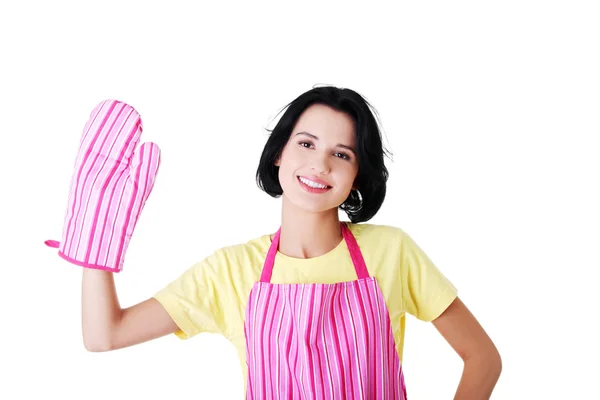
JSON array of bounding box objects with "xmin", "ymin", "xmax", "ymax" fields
[
  {"xmin": 299, "ymin": 141, "xmax": 312, "ymax": 148},
  {"xmin": 335, "ymin": 152, "xmax": 350, "ymax": 160}
]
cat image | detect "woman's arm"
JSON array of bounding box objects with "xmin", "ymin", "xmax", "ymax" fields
[
  {"xmin": 432, "ymin": 297, "xmax": 502, "ymax": 399},
  {"xmin": 82, "ymin": 269, "xmax": 179, "ymax": 352}
]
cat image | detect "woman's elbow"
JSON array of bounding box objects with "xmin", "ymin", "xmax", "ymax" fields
[{"xmin": 83, "ymin": 336, "xmax": 113, "ymax": 352}]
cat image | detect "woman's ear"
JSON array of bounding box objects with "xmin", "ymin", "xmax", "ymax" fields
[{"xmin": 274, "ymin": 156, "xmax": 281, "ymax": 167}]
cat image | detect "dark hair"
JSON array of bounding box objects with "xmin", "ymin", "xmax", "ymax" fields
[{"xmin": 256, "ymin": 85, "xmax": 391, "ymax": 223}]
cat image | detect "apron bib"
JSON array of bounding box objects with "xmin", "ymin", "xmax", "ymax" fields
[{"xmin": 244, "ymin": 222, "xmax": 407, "ymax": 399}]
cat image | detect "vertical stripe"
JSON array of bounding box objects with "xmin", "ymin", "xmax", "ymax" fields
[
  {"xmin": 58, "ymin": 100, "xmax": 160, "ymax": 271},
  {"xmin": 311, "ymin": 286, "xmax": 326, "ymax": 399},
  {"xmin": 297, "ymin": 284, "xmax": 308, "ymax": 397},
  {"xmin": 349, "ymin": 282, "xmax": 369, "ymax": 397},
  {"xmin": 95, "ymin": 163, "xmax": 129, "ymax": 266},
  {"xmin": 371, "ymin": 279, "xmax": 387, "ymax": 397},
  {"xmin": 113, "ymin": 120, "xmax": 146, "ymax": 267},
  {"xmin": 63, "ymin": 100, "xmax": 113, "ymax": 252},
  {"xmin": 283, "ymin": 288, "xmax": 294, "ymax": 398},
  {"xmin": 304, "ymin": 288, "xmax": 317, "ymax": 398},
  {"xmin": 244, "ymin": 223, "xmax": 407, "ymax": 399},
  {"xmin": 346, "ymin": 283, "xmax": 366, "ymax": 398},
  {"xmin": 266, "ymin": 289, "xmax": 281, "ymax": 399},
  {"xmin": 65, "ymin": 100, "xmax": 119, "ymax": 254},
  {"xmin": 274, "ymin": 286, "xmax": 287, "ymax": 398},
  {"xmin": 245, "ymin": 279, "xmax": 406, "ymax": 399},
  {"xmin": 99, "ymin": 169, "xmax": 128, "ymax": 266},
  {"xmin": 84, "ymin": 113, "xmax": 138, "ymax": 263},
  {"xmin": 72, "ymin": 103, "xmax": 129, "ymax": 258},
  {"xmin": 356, "ymin": 279, "xmax": 376, "ymax": 398},
  {"xmin": 319, "ymin": 284, "xmax": 335, "ymax": 400},
  {"xmin": 332, "ymin": 287, "xmax": 346, "ymax": 399},
  {"xmin": 337, "ymin": 287, "xmax": 355, "ymax": 398},
  {"xmin": 62, "ymin": 101, "xmax": 104, "ymax": 240},
  {"xmin": 261, "ymin": 284, "xmax": 276, "ymax": 399},
  {"xmin": 117, "ymin": 140, "xmax": 158, "ymax": 266}
]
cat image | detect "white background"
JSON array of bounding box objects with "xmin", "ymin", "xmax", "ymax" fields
[{"xmin": 1, "ymin": 1, "xmax": 598, "ymax": 399}]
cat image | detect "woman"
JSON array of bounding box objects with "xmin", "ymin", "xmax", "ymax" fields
[{"xmin": 46, "ymin": 86, "xmax": 502, "ymax": 399}]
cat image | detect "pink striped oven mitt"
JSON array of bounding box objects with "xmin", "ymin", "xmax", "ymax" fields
[{"xmin": 45, "ymin": 100, "xmax": 161, "ymax": 272}]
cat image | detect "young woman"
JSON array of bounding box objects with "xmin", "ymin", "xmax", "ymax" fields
[{"xmin": 47, "ymin": 86, "xmax": 502, "ymax": 399}]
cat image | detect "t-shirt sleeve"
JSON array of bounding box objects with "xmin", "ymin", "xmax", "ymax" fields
[
  {"xmin": 152, "ymin": 251, "xmax": 232, "ymax": 340},
  {"xmin": 399, "ymin": 230, "xmax": 458, "ymax": 322}
]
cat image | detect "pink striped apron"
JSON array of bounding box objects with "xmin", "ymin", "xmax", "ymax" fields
[{"xmin": 244, "ymin": 222, "xmax": 407, "ymax": 399}]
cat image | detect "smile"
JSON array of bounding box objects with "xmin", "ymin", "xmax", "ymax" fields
[{"xmin": 297, "ymin": 176, "xmax": 332, "ymax": 193}]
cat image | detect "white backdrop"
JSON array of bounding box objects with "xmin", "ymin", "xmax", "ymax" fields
[{"xmin": 1, "ymin": 1, "xmax": 598, "ymax": 399}]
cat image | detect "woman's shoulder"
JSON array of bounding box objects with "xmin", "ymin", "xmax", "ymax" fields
[
  {"xmin": 202, "ymin": 232, "xmax": 271, "ymax": 272},
  {"xmin": 347, "ymin": 222, "xmax": 409, "ymax": 245}
]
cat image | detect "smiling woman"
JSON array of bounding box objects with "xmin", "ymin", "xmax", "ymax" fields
[
  {"xmin": 275, "ymin": 104, "xmax": 360, "ymax": 214},
  {"xmin": 257, "ymin": 88, "xmax": 390, "ymax": 225},
  {"xmin": 49, "ymin": 86, "xmax": 500, "ymax": 400}
]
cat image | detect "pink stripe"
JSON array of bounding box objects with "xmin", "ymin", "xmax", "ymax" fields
[
  {"xmin": 319, "ymin": 285, "xmax": 335, "ymax": 399},
  {"xmin": 61, "ymin": 103, "xmax": 105, "ymax": 237},
  {"xmin": 244, "ymin": 224, "xmax": 407, "ymax": 399},
  {"xmin": 268, "ymin": 290, "xmax": 283, "ymax": 399},
  {"xmin": 281, "ymin": 290, "xmax": 294, "ymax": 398},
  {"xmin": 243, "ymin": 285, "xmax": 255, "ymax": 399},
  {"xmin": 245, "ymin": 280, "xmax": 407, "ymax": 399},
  {"xmin": 93, "ymin": 166, "xmax": 128, "ymax": 266},
  {"xmin": 252, "ymin": 282, "xmax": 264, "ymax": 395},
  {"xmin": 72, "ymin": 103, "xmax": 129, "ymax": 258},
  {"xmin": 345, "ymin": 283, "xmax": 365, "ymax": 397},
  {"xmin": 342, "ymin": 223, "xmax": 369, "ymax": 279},
  {"xmin": 84, "ymin": 113, "xmax": 139, "ymax": 264},
  {"xmin": 291, "ymin": 285, "xmax": 302, "ymax": 397},
  {"xmin": 92, "ymin": 114, "xmax": 142, "ymax": 267},
  {"xmin": 305, "ymin": 285, "xmax": 317, "ymax": 397},
  {"xmin": 113, "ymin": 122, "xmax": 144, "ymax": 268},
  {"xmin": 101, "ymin": 168, "xmax": 129, "ymax": 266},
  {"xmin": 260, "ymin": 228, "xmax": 279, "ymax": 282},
  {"xmin": 294, "ymin": 284, "xmax": 306, "ymax": 395},
  {"xmin": 259, "ymin": 285, "xmax": 274, "ymax": 399},
  {"xmin": 371, "ymin": 279, "xmax": 388, "ymax": 397},
  {"xmin": 311, "ymin": 287, "xmax": 326, "ymax": 399},
  {"xmin": 116, "ymin": 141, "xmax": 158, "ymax": 267},
  {"xmin": 337, "ymin": 286, "xmax": 356, "ymax": 397},
  {"xmin": 332, "ymin": 285, "xmax": 346, "ymax": 398},
  {"xmin": 323, "ymin": 286, "xmax": 342, "ymax": 399},
  {"xmin": 356, "ymin": 280, "xmax": 376, "ymax": 397},
  {"xmin": 274, "ymin": 289, "xmax": 286, "ymax": 397},
  {"xmin": 64, "ymin": 100, "xmax": 118, "ymax": 254},
  {"xmin": 72, "ymin": 103, "xmax": 130, "ymax": 259},
  {"xmin": 54, "ymin": 100, "xmax": 160, "ymax": 272}
]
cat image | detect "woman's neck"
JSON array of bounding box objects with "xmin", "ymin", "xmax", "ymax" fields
[{"xmin": 277, "ymin": 196, "xmax": 344, "ymax": 259}]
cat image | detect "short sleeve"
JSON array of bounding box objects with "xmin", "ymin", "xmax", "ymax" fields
[
  {"xmin": 152, "ymin": 252, "xmax": 232, "ymax": 340},
  {"xmin": 400, "ymin": 231, "xmax": 458, "ymax": 322}
]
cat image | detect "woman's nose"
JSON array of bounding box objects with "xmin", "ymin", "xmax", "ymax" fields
[{"xmin": 311, "ymin": 152, "xmax": 331, "ymax": 175}]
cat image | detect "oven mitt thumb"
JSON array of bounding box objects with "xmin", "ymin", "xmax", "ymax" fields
[{"xmin": 45, "ymin": 100, "xmax": 161, "ymax": 272}]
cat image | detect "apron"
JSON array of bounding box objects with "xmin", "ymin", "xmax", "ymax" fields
[{"xmin": 244, "ymin": 222, "xmax": 407, "ymax": 399}]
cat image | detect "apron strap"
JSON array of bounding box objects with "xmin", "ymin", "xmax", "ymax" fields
[
  {"xmin": 260, "ymin": 222, "xmax": 369, "ymax": 283},
  {"xmin": 260, "ymin": 227, "xmax": 281, "ymax": 282},
  {"xmin": 340, "ymin": 222, "xmax": 370, "ymax": 279}
]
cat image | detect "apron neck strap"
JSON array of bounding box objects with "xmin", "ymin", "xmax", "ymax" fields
[{"xmin": 260, "ymin": 222, "xmax": 370, "ymax": 283}]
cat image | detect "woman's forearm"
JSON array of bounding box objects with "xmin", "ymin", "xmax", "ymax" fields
[{"xmin": 454, "ymin": 351, "xmax": 502, "ymax": 400}]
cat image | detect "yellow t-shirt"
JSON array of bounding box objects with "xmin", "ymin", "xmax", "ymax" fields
[{"xmin": 153, "ymin": 223, "xmax": 457, "ymax": 392}]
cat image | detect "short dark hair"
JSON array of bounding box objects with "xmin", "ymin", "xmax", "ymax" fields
[{"xmin": 256, "ymin": 85, "xmax": 391, "ymax": 223}]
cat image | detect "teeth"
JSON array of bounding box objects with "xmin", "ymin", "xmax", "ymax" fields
[{"xmin": 299, "ymin": 176, "xmax": 328, "ymax": 189}]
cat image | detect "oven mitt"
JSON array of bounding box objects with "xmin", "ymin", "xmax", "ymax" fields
[{"xmin": 45, "ymin": 100, "xmax": 161, "ymax": 272}]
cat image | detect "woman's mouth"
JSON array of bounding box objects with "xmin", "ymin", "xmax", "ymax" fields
[{"xmin": 297, "ymin": 176, "xmax": 332, "ymax": 193}]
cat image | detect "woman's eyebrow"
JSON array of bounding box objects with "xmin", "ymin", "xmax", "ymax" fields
[{"xmin": 294, "ymin": 131, "xmax": 357, "ymax": 155}]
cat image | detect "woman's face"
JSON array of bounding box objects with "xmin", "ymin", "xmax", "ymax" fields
[{"xmin": 276, "ymin": 104, "xmax": 359, "ymax": 214}]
